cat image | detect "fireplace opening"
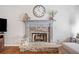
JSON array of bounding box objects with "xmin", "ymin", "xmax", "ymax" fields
[{"xmin": 32, "ymin": 33, "xmax": 47, "ymax": 42}]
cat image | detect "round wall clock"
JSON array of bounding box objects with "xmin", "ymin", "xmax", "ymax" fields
[{"xmin": 33, "ymin": 5, "xmax": 46, "ymax": 17}]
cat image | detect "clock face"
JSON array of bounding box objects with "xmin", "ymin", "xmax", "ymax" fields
[{"xmin": 33, "ymin": 5, "xmax": 46, "ymax": 17}]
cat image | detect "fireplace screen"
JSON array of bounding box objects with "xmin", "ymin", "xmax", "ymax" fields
[{"xmin": 32, "ymin": 33, "xmax": 47, "ymax": 42}]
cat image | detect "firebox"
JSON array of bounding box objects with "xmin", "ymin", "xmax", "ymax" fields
[{"xmin": 32, "ymin": 33, "xmax": 47, "ymax": 42}]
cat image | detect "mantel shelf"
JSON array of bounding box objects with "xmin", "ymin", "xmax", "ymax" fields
[{"xmin": 27, "ymin": 20, "xmax": 55, "ymax": 23}]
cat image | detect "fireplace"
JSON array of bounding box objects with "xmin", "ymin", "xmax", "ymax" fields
[
  {"xmin": 26, "ymin": 20, "xmax": 53, "ymax": 42},
  {"xmin": 32, "ymin": 33, "xmax": 47, "ymax": 42}
]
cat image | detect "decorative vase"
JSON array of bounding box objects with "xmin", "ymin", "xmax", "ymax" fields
[
  {"xmin": 21, "ymin": 13, "xmax": 30, "ymax": 23},
  {"xmin": 49, "ymin": 16, "xmax": 53, "ymax": 20}
]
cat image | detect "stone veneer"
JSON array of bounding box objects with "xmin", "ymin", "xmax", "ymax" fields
[{"xmin": 29, "ymin": 27, "xmax": 50, "ymax": 42}]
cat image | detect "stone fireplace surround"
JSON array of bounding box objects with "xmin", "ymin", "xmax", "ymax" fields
[
  {"xmin": 30, "ymin": 26, "xmax": 49, "ymax": 42},
  {"xmin": 20, "ymin": 20, "xmax": 54, "ymax": 52},
  {"xmin": 26, "ymin": 20, "xmax": 53, "ymax": 42}
]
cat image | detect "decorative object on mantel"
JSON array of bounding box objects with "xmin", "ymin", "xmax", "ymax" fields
[
  {"xmin": 21, "ymin": 13, "xmax": 30, "ymax": 23},
  {"xmin": 48, "ymin": 10, "xmax": 57, "ymax": 20},
  {"xmin": 21, "ymin": 13, "xmax": 30, "ymax": 40}
]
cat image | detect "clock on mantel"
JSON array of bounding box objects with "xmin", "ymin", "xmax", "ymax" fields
[{"xmin": 33, "ymin": 5, "xmax": 46, "ymax": 18}]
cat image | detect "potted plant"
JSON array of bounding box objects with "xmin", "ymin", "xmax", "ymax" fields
[{"xmin": 48, "ymin": 10, "xmax": 57, "ymax": 20}]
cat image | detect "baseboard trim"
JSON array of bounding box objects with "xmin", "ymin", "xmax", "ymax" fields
[{"xmin": 5, "ymin": 44, "xmax": 19, "ymax": 46}]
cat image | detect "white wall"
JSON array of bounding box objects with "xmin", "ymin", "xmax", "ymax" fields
[
  {"xmin": 0, "ymin": 5, "xmax": 76, "ymax": 46},
  {"xmin": 72, "ymin": 6, "xmax": 79, "ymax": 38}
]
